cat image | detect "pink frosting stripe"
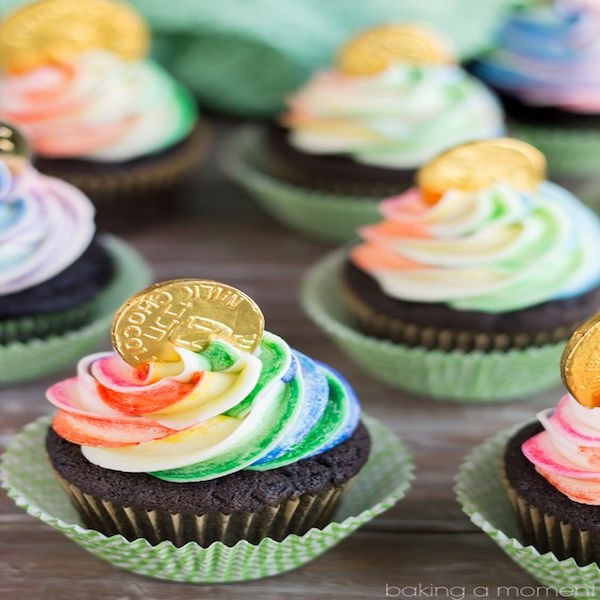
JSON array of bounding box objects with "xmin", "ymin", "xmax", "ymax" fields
[
  {"xmin": 0, "ymin": 162, "xmax": 95, "ymax": 296},
  {"xmin": 48, "ymin": 351, "xmax": 206, "ymax": 446},
  {"xmin": 522, "ymin": 394, "xmax": 600, "ymax": 504}
]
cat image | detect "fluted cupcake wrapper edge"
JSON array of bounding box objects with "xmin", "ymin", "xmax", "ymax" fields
[
  {"xmin": 221, "ymin": 127, "xmax": 382, "ymax": 244},
  {"xmin": 0, "ymin": 235, "xmax": 151, "ymax": 385},
  {"xmin": 455, "ymin": 426, "xmax": 600, "ymax": 592},
  {"xmin": 39, "ymin": 124, "xmax": 210, "ymax": 229},
  {"xmin": 301, "ymin": 249, "xmax": 564, "ymax": 402},
  {"xmin": 56, "ymin": 470, "xmax": 351, "ymax": 548},
  {"xmin": 1, "ymin": 414, "xmax": 413, "ymax": 583},
  {"xmin": 0, "ymin": 299, "xmax": 100, "ymax": 346},
  {"xmin": 508, "ymin": 119, "xmax": 600, "ymax": 178},
  {"xmin": 501, "ymin": 467, "xmax": 600, "ymax": 567}
]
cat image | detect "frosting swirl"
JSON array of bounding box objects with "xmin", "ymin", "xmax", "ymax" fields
[
  {"xmin": 351, "ymin": 182, "xmax": 600, "ymax": 313},
  {"xmin": 473, "ymin": 1, "xmax": 600, "ymax": 112},
  {"xmin": 0, "ymin": 51, "xmax": 197, "ymax": 162},
  {"xmin": 0, "ymin": 159, "xmax": 95, "ymax": 295},
  {"xmin": 47, "ymin": 332, "xmax": 360, "ymax": 482},
  {"xmin": 281, "ymin": 64, "xmax": 503, "ymax": 169},
  {"xmin": 523, "ymin": 394, "xmax": 600, "ymax": 505}
]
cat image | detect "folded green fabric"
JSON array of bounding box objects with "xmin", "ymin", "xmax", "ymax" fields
[{"xmin": 0, "ymin": 0, "xmax": 523, "ymax": 116}]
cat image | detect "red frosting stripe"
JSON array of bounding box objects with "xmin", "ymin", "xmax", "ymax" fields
[{"xmin": 52, "ymin": 410, "xmax": 174, "ymax": 448}]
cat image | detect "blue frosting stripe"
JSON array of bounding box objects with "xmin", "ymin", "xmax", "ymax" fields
[
  {"xmin": 251, "ymin": 351, "xmax": 329, "ymax": 466},
  {"xmin": 250, "ymin": 362, "xmax": 360, "ymax": 472},
  {"xmin": 472, "ymin": 3, "xmax": 600, "ymax": 105},
  {"xmin": 306, "ymin": 362, "xmax": 360, "ymax": 456}
]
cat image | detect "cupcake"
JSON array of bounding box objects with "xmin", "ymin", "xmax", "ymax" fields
[
  {"xmin": 470, "ymin": 0, "xmax": 600, "ymax": 210},
  {"xmin": 456, "ymin": 319, "xmax": 600, "ymax": 588},
  {"xmin": 302, "ymin": 138, "xmax": 600, "ymax": 401},
  {"xmin": 43, "ymin": 279, "xmax": 370, "ymax": 547},
  {"xmin": 0, "ymin": 0, "xmax": 205, "ymax": 226},
  {"xmin": 503, "ymin": 314, "xmax": 600, "ymax": 566},
  {"xmin": 0, "ymin": 122, "xmax": 151, "ymax": 383},
  {"xmin": 225, "ymin": 23, "xmax": 504, "ymax": 243}
]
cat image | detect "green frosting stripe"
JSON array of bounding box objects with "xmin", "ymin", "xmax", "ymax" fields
[
  {"xmin": 225, "ymin": 334, "xmax": 290, "ymax": 419},
  {"xmin": 150, "ymin": 375, "xmax": 302, "ymax": 482},
  {"xmin": 249, "ymin": 369, "xmax": 350, "ymax": 471}
]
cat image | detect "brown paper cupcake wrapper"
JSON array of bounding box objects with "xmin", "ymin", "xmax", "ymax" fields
[
  {"xmin": 342, "ymin": 284, "xmax": 576, "ymax": 353},
  {"xmin": 501, "ymin": 468, "xmax": 600, "ymax": 567},
  {"xmin": 38, "ymin": 123, "xmax": 210, "ymax": 229},
  {"xmin": 54, "ymin": 469, "xmax": 354, "ymax": 548}
]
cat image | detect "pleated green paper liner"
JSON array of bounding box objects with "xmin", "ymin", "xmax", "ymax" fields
[
  {"xmin": 456, "ymin": 427, "xmax": 600, "ymax": 592},
  {"xmin": 509, "ymin": 120, "xmax": 600, "ymax": 213},
  {"xmin": 222, "ymin": 128, "xmax": 380, "ymax": 244},
  {"xmin": 1, "ymin": 414, "xmax": 414, "ymax": 583},
  {"xmin": 0, "ymin": 236, "xmax": 151, "ymax": 385},
  {"xmin": 0, "ymin": 299, "xmax": 100, "ymax": 346},
  {"xmin": 301, "ymin": 249, "xmax": 564, "ymax": 402}
]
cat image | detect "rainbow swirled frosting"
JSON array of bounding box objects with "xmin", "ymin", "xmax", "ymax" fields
[
  {"xmin": 0, "ymin": 158, "xmax": 95, "ymax": 296},
  {"xmin": 351, "ymin": 181, "xmax": 600, "ymax": 313},
  {"xmin": 48, "ymin": 332, "xmax": 360, "ymax": 482},
  {"xmin": 0, "ymin": 51, "xmax": 196, "ymax": 161},
  {"xmin": 281, "ymin": 64, "xmax": 503, "ymax": 169},
  {"xmin": 473, "ymin": 1, "xmax": 600, "ymax": 112},
  {"xmin": 523, "ymin": 394, "xmax": 600, "ymax": 505}
]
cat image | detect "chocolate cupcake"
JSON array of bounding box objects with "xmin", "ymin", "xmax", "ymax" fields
[
  {"xmin": 302, "ymin": 137, "xmax": 600, "ymax": 401},
  {"xmin": 344, "ymin": 138, "xmax": 600, "ymax": 353},
  {"xmin": 45, "ymin": 279, "xmax": 370, "ymax": 547},
  {"xmin": 502, "ymin": 315, "xmax": 600, "ymax": 566},
  {"xmin": 226, "ymin": 24, "xmax": 503, "ymax": 243},
  {"xmin": 0, "ymin": 0, "xmax": 206, "ymax": 227},
  {"xmin": 470, "ymin": 1, "xmax": 600, "ymax": 210},
  {"xmin": 268, "ymin": 23, "xmax": 504, "ymax": 195},
  {"xmin": 0, "ymin": 124, "xmax": 117, "ymax": 344}
]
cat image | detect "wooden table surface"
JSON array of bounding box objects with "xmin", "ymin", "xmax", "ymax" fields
[{"xmin": 0, "ymin": 123, "xmax": 562, "ymax": 599}]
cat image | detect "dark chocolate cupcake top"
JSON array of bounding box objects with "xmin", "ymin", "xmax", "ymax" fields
[
  {"xmin": 0, "ymin": 148, "xmax": 96, "ymax": 296},
  {"xmin": 472, "ymin": 1, "xmax": 600, "ymax": 113},
  {"xmin": 47, "ymin": 331, "xmax": 361, "ymax": 483},
  {"xmin": 350, "ymin": 139, "xmax": 600, "ymax": 314}
]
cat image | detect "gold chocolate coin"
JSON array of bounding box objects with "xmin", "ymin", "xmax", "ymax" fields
[
  {"xmin": 417, "ymin": 138, "xmax": 546, "ymax": 202},
  {"xmin": 0, "ymin": 0, "xmax": 149, "ymax": 73},
  {"xmin": 0, "ymin": 122, "xmax": 31, "ymax": 162},
  {"xmin": 111, "ymin": 279, "xmax": 265, "ymax": 367},
  {"xmin": 560, "ymin": 314, "xmax": 600, "ymax": 408},
  {"xmin": 337, "ymin": 24, "xmax": 455, "ymax": 76}
]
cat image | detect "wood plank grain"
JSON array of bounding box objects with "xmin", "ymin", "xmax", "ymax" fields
[{"xmin": 0, "ymin": 522, "xmax": 547, "ymax": 600}]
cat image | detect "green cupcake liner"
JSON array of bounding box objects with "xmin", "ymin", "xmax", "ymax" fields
[
  {"xmin": 301, "ymin": 249, "xmax": 564, "ymax": 402},
  {"xmin": 0, "ymin": 236, "xmax": 151, "ymax": 385},
  {"xmin": 222, "ymin": 128, "xmax": 381, "ymax": 244},
  {"xmin": 456, "ymin": 426, "xmax": 600, "ymax": 594},
  {"xmin": 1, "ymin": 414, "xmax": 413, "ymax": 583},
  {"xmin": 0, "ymin": 299, "xmax": 99, "ymax": 346},
  {"xmin": 509, "ymin": 119, "xmax": 600, "ymax": 178}
]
